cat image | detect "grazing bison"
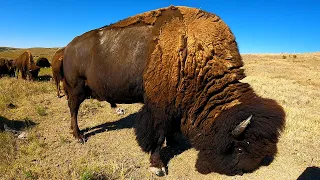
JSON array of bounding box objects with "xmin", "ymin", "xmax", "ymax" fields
[
  {"xmin": 0, "ymin": 58, "xmax": 15, "ymax": 77},
  {"xmin": 14, "ymin": 51, "xmax": 40, "ymax": 80},
  {"xmin": 63, "ymin": 6, "xmax": 285, "ymax": 176},
  {"xmin": 36, "ymin": 57, "xmax": 51, "ymax": 67},
  {"xmin": 51, "ymin": 48, "xmax": 65, "ymax": 98}
]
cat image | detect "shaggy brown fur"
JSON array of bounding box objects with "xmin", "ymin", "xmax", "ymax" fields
[
  {"xmin": 0, "ymin": 58, "xmax": 15, "ymax": 77},
  {"xmin": 63, "ymin": 6, "xmax": 285, "ymax": 176},
  {"xmin": 51, "ymin": 48, "xmax": 65, "ymax": 98},
  {"xmin": 14, "ymin": 51, "xmax": 40, "ymax": 80},
  {"xmin": 36, "ymin": 57, "xmax": 51, "ymax": 67}
]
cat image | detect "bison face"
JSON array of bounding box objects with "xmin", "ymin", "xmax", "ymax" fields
[
  {"xmin": 193, "ymin": 102, "xmax": 284, "ymax": 176},
  {"xmin": 195, "ymin": 136, "xmax": 277, "ymax": 175},
  {"xmin": 29, "ymin": 65, "xmax": 40, "ymax": 80}
]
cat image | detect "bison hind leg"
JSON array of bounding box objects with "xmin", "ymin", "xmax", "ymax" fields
[
  {"xmin": 53, "ymin": 76, "xmax": 61, "ymax": 98},
  {"xmin": 65, "ymin": 78, "xmax": 87, "ymax": 143}
]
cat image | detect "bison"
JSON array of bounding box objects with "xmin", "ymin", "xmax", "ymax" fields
[
  {"xmin": 0, "ymin": 58, "xmax": 15, "ymax": 77},
  {"xmin": 14, "ymin": 51, "xmax": 40, "ymax": 80},
  {"xmin": 63, "ymin": 6, "xmax": 285, "ymax": 176},
  {"xmin": 36, "ymin": 57, "xmax": 51, "ymax": 67},
  {"xmin": 51, "ymin": 48, "xmax": 65, "ymax": 98}
]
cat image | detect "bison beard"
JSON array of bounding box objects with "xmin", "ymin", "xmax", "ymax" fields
[{"xmin": 63, "ymin": 6, "xmax": 285, "ymax": 176}]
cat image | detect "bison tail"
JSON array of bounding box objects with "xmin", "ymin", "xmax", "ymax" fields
[
  {"xmin": 59, "ymin": 60, "xmax": 64, "ymax": 79},
  {"xmin": 61, "ymin": 62, "xmax": 69, "ymax": 99}
]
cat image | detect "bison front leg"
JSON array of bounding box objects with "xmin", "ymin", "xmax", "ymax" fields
[
  {"xmin": 135, "ymin": 105, "xmax": 167, "ymax": 176},
  {"xmin": 149, "ymin": 129, "xmax": 167, "ymax": 176},
  {"xmin": 21, "ymin": 70, "xmax": 27, "ymax": 80},
  {"xmin": 27, "ymin": 70, "xmax": 33, "ymax": 81},
  {"xmin": 16, "ymin": 68, "xmax": 19, "ymax": 79},
  {"xmin": 66, "ymin": 80, "xmax": 86, "ymax": 143}
]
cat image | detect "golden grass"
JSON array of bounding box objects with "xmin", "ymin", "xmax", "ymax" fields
[
  {"xmin": 0, "ymin": 48, "xmax": 59, "ymax": 62},
  {"xmin": 0, "ymin": 52, "xmax": 319, "ymax": 179}
]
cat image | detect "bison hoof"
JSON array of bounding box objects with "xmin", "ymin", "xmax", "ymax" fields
[
  {"xmin": 115, "ymin": 107, "xmax": 125, "ymax": 115},
  {"xmin": 77, "ymin": 137, "xmax": 86, "ymax": 144},
  {"xmin": 75, "ymin": 134, "xmax": 86, "ymax": 144},
  {"xmin": 149, "ymin": 167, "xmax": 167, "ymax": 176}
]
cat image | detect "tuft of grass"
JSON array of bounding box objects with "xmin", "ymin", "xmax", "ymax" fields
[
  {"xmin": 78, "ymin": 167, "xmax": 111, "ymax": 180},
  {"xmin": 282, "ymin": 55, "xmax": 287, "ymax": 59},
  {"xmin": 59, "ymin": 135, "xmax": 71, "ymax": 144},
  {"xmin": 80, "ymin": 170, "xmax": 96, "ymax": 180},
  {"xmin": 36, "ymin": 106, "xmax": 47, "ymax": 116},
  {"xmin": 292, "ymin": 54, "xmax": 297, "ymax": 58},
  {"xmin": 23, "ymin": 170, "xmax": 38, "ymax": 180}
]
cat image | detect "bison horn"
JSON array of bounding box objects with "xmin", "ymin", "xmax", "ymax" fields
[{"xmin": 232, "ymin": 115, "xmax": 252, "ymax": 138}]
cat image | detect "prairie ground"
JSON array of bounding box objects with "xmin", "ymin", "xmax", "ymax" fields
[
  {"xmin": 0, "ymin": 51, "xmax": 319, "ymax": 179},
  {"xmin": 0, "ymin": 47, "xmax": 59, "ymax": 61}
]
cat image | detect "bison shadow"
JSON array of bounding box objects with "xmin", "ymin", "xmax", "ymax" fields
[
  {"xmin": 82, "ymin": 113, "xmax": 137, "ymax": 139},
  {"xmin": 297, "ymin": 166, "xmax": 320, "ymax": 180},
  {"xmin": 0, "ymin": 116, "xmax": 37, "ymax": 131},
  {"xmin": 160, "ymin": 133, "xmax": 192, "ymax": 169},
  {"xmin": 36, "ymin": 75, "xmax": 52, "ymax": 82},
  {"xmin": 82, "ymin": 112, "xmax": 192, "ymax": 169}
]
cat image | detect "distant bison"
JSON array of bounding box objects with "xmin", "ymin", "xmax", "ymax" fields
[
  {"xmin": 0, "ymin": 58, "xmax": 15, "ymax": 77},
  {"xmin": 63, "ymin": 6, "xmax": 285, "ymax": 176},
  {"xmin": 36, "ymin": 57, "xmax": 51, "ymax": 67},
  {"xmin": 51, "ymin": 48, "xmax": 65, "ymax": 98},
  {"xmin": 14, "ymin": 51, "xmax": 40, "ymax": 80}
]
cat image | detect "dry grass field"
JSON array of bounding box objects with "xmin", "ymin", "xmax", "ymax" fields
[
  {"xmin": 0, "ymin": 49, "xmax": 319, "ymax": 179},
  {"xmin": 0, "ymin": 47, "xmax": 59, "ymax": 61}
]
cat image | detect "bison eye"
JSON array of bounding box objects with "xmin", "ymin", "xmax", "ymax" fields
[{"xmin": 236, "ymin": 148, "xmax": 243, "ymax": 154}]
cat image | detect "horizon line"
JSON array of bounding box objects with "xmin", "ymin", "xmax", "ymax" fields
[{"xmin": 1, "ymin": 46, "xmax": 319, "ymax": 54}]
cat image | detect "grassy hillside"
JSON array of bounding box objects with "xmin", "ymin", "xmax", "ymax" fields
[
  {"xmin": 0, "ymin": 52, "xmax": 319, "ymax": 179},
  {"xmin": 0, "ymin": 47, "xmax": 60, "ymax": 62}
]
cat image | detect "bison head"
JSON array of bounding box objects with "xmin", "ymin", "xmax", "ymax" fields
[
  {"xmin": 193, "ymin": 97, "xmax": 285, "ymax": 175},
  {"xmin": 29, "ymin": 65, "xmax": 40, "ymax": 80},
  {"xmin": 7, "ymin": 59, "xmax": 16, "ymax": 77}
]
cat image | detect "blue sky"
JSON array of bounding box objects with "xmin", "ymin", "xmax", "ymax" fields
[{"xmin": 0, "ymin": 0, "xmax": 319, "ymax": 53}]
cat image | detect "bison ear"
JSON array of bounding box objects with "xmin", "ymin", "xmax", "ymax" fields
[{"xmin": 231, "ymin": 115, "xmax": 252, "ymax": 138}]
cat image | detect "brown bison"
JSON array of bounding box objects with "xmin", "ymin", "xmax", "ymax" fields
[
  {"xmin": 63, "ymin": 6, "xmax": 285, "ymax": 176},
  {"xmin": 36, "ymin": 57, "xmax": 51, "ymax": 67},
  {"xmin": 14, "ymin": 51, "xmax": 40, "ymax": 80},
  {"xmin": 0, "ymin": 58, "xmax": 15, "ymax": 77},
  {"xmin": 51, "ymin": 48, "xmax": 65, "ymax": 98}
]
